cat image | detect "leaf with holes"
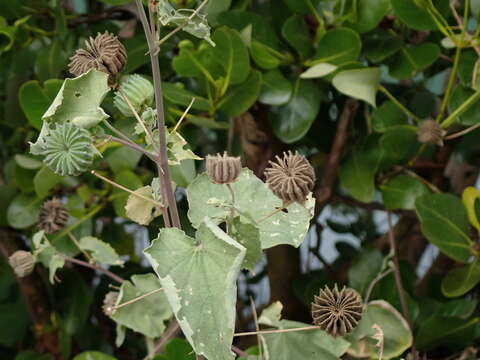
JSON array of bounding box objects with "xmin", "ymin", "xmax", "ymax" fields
[
  {"xmin": 187, "ymin": 169, "xmax": 315, "ymax": 249},
  {"xmin": 42, "ymin": 69, "xmax": 110, "ymax": 128},
  {"xmin": 144, "ymin": 218, "xmax": 246, "ymax": 360}
]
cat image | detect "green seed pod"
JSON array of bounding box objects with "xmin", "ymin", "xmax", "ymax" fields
[
  {"xmin": 114, "ymin": 75, "xmax": 154, "ymax": 117},
  {"xmin": 43, "ymin": 123, "xmax": 94, "ymax": 176},
  {"xmin": 8, "ymin": 251, "xmax": 36, "ymax": 278}
]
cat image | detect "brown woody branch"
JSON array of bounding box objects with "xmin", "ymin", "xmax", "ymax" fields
[{"xmin": 315, "ymin": 98, "xmax": 359, "ymax": 213}]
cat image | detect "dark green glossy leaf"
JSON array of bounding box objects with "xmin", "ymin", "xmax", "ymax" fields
[
  {"xmin": 415, "ymin": 193, "xmax": 472, "ymax": 262},
  {"xmin": 389, "ymin": 43, "xmax": 440, "ymax": 79},
  {"xmin": 380, "ymin": 125, "xmax": 419, "ymax": 166},
  {"xmin": 310, "ymin": 28, "xmax": 361, "ymax": 66},
  {"xmin": 282, "ymin": 15, "xmax": 312, "ymax": 59},
  {"xmin": 380, "ymin": 175, "xmax": 430, "ymax": 210},
  {"xmin": 270, "ymin": 79, "xmax": 321, "ymax": 143},
  {"xmin": 364, "ymin": 32, "xmax": 404, "ymax": 63},
  {"xmin": 163, "ymin": 83, "xmax": 211, "ymax": 112},
  {"xmin": 391, "ymin": 0, "xmax": 450, "ymax": 31},
  {"xmin": 442, "ymin": 259, "xmax": 480, "ymax": 297},
  {"xmin": 345, "ymin": 0, "xmax": 390, "ymax": 33},
  {"xmin": 372, "ymin": 101, "xmax": 408, "ymax": 132},
  {"xmin": 449, "ymin": 85, "xmax": 480, "ymax": 126},
  {"xmin": 218, "ymin": 69, "xmax": 262, "ymax": 117},
  {"xmin": 348, "ymin": 248, "xmax": 383, "ymax": 294},
  {"xmin": 259, "ymin": 70, "xmax": 292, "ymax": 106},
  {"xmin": 250, "ymin": 41, "xmax": 281, "ymax": 70}
]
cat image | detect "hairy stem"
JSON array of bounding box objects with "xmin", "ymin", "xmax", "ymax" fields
[
  {"xmin": 135, "ymin": 0, "xmax": 180, "ymax": 228},
  {"xmin": 63, "ymin": 255, "xmax": 124, "ymax": 284}
]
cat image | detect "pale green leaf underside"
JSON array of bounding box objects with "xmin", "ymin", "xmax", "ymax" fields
[
  {"xmin": 258, "ymin": 302, "xmax": 350, "ymax": 360},
  {"xmin": 345, "ymin": 300, "xmax": 412, "ymax": 359},
  {"xmin": 144, "ymin": 218, "xmax": 246, "ymax": 360},
  {"xmin": 78, "ymin": 236, "xmax": 123, "ymax": 266},
  {"xmin": 111, "ymin": 274, "xmax": 172, "ymax": 338},
  {"xmin": 42, "ymin": 69, "xmax": 110, "ymax": 128},
  {"xmin": 187, "ymin": 169, "xmax": 314, "ymax": 249}
]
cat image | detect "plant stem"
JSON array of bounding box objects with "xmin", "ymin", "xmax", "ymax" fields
[
  {"xmin": 135, "ymin": 0, "xmax": 180, "ymax": 228},
  {"xmin": 91, "ymin": 171, "xmax": 165, "ymax": 208},
  {"xmin": 226, "ymin": 183, "xmax": 235, "ymax": 234},
  {"xmin": 363, "ymin": 268, "xmax": 393, "ymax": 304},
  {"xmin": 109, "ymin": 135, "xmax": 157, "ymax": 161},
  {"xmin": 378, "ymin": 85, "xmax": 421, "ymax": 123},
  {"xmin": 118, "ymin": 87, "xmax": 155, "ymax": 147},
  {"xmin": 436, "ymin": 0, "xmax": 468, "ymax": 122},
  {"xmin": 112, "ymin": 288, "xmax": 163, "ymax": 311},
  {"xmin": 67, "ymin": 231, "xmax": 92, "ymax": 262},
  {"xmin": 63, "ymin": 255, "xmax": 124, "ymax": 283},
  {"xmin": 146, "ymin": 320, "xmax": 180, "ymax": 359},
  {"xmin": 249, "ymin": 296, "xmax": 263, "ymax": 359},
  {"xmin": 445, "ymin": 122, "xmax": 480, "ymax": 140},
  {"xmin": 441, "ymin": 90, "xmax": 480, "ymax": 128},
  {"xmin": 234, "ymin": 325, "xmax": 321, "ymax": 337},
  {"xmin": 173, "ymin": 97, "xmax": 196, "ymax": 133},
  {"xmin": 386, "ymin": 212, "xmax": 416, "ymax": 355},
  {"xmin": 53, "ymin": 203, "xmax": 105, "ymax": 242}
]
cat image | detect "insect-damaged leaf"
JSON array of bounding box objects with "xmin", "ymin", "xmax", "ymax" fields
[
  {"xmin": 187, "ymin": 169, "xmax": 315, "ymax": 249},
  {"xmin": 144, "ymin": 217, "xmax": 246, "ymax": 360}
]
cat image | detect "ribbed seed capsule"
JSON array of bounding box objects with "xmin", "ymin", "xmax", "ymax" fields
[
  {"xmin": 69, "ymin": 31, "xmax": 127, "ymax": 85},
  {"xmin": 113, "ymin": 75, "xmax": 154, "ymax": 117},
  {"xmin": 264, "ymin": 151, "xmax": 316, "ymax": 204},
  {"xmin": 8, "ymin": 251, "xmax": 36, "ymax": 278},
  {"xmin": 38, "ymin": 198, "xmax": 70, "ymax": 234},
  {"xmin": 312, "ymin": 284, "xmax": 363, "ymax": 337},
  {"xmin": 42, "ymin": 123, "xmax": 94, "ymax": 176},
  {"xmin": 205, "ymin": 152, "xmax": 241, "ymax": 184},
  {"xmin": 417, "ymin": 119, "xmax": 446, "ymax": 146}
]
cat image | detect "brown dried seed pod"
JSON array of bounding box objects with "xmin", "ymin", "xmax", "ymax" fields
[
  {"xmin": 264, "ymin": 151, "xmax": 315, "ymax": 203},
  {"xmin": 205, "ymin": 152, "xmax": 242, "ymax": 184},
  {"xmin": 312, "ymin": 284, "xmax": 363, "ymax": 337},
  {"xmin": 68, "ymin": 31, "xmax": 127, "ymax": 85},
  {"xmin": 417, "ymin": 119, "xmax": 446, "ymax": 146},
  {"xmin": 102, "ymin": 291, "xmax": 119, "ymax": 316},
  {"xmin": 38, "ymin": 198, "xmax": 69, "ymax": 234},
  {"xmin": 8, "ymin": 251, "xmax": 36, "ymax": 277}
]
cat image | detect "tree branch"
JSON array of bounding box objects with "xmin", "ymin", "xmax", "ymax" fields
[{"xmin": 315, "ymin": 98, "xmax": 359, "ymax": 213}]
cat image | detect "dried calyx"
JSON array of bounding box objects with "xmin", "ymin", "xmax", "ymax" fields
[
  {"xmin": 69, "ymin": 31, "xmax": 127, "ymax": 86},
  {"xmin": 8, "ymin": 251, "xmax": 36, "ymax": 278},
  {"xmin": 102, "ymin": 291, "xmax": 119, "ymax": 316},
  {"xmin": 417, "ymin": 119, "xmax": 446, "ymax": 146},
  {"xmin": 311, "ymin": 284, "xmax": 363, "ymax": 337},
  {"xmin": 206, "ymin": 152, "xmax": 242, "ymax": 185},
  {"xmin": 38, "ymin": 198, "xmax": 69, "ymax": 234},
  {"xmin": 264, "ymin": 151, "xmax": 316, "ymax": 204}
]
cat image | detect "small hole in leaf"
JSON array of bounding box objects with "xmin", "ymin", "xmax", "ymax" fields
[
  {"xmin": 75, "ymin": 92, "xmax": 81, "ymax": 98},
  {"xmin": 281, "ymin": 208, "xmax": 288, "ymax": 214}
]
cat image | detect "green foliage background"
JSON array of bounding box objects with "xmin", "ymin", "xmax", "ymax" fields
[{"xmin": 1, "ymin": 0, "xmax": 480, "ymax": 359}]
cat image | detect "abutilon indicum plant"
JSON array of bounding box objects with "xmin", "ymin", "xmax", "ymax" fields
[{"xmin": 3, "ymin": 0, "xmax": 480, "ymax": 359}]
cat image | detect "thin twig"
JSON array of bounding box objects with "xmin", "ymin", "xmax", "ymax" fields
[
  {"xmin": 173, "ymin": 97, "xmax": 196, "ymax": 133},
  {"xmin": 378, "ymin": 85, "xmax": 422, "ymax": 123},
  {"xmin": 257, "ymin": 205, "xmax": 289, "ymax": 223},
  {"xmin": 113, "ymin": 288, "xmax": 163, "ymax": 311},
  {"xmin": 63, "ymin": 255, "xmax": 124, "ymax": 284},
  {"xmin": 118, "ymin": 87, "xmax": 155, "ymax": 146},
  {"xmin": 147, "ymin": 320, "xmax": 180, "ymax": 359},
  {"xmin": 156, "ymin": 0, "xmax": 209, "ymax": 47},
  {"xmin": 249, "ymin": 296, "xmax": 263, "ymax": 359},
  {"xmin": 386, "ymin": 212, "xmax": 416, "ymax": 356},
  {"xmin": 231, "ymin": 345, "xmax": 248, "ymax": 357},
  {"xmin": 108, "ymin": 135, "xmax": 157, "ymax": 161},
  {"xmin": 67, "ymin": 231, "xmax": 92, "ymax": 262},
  {"xmin": 91, "ymin": 171, "xmax": 165, "ymax": 208},
  {"xmin": 364, "ymin": 268, "xmax": 394, "ymax": 304},
  {"xmin": 315, "ymin": 98, "xmax": 359, "ymax": 212},
  {"xmin": 234, "ymin": 325, "xmax": 321, "ymax": 337},
  {"xmin": 445, "ymin": 122, "xmax": 480, "ymax": 140}
]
